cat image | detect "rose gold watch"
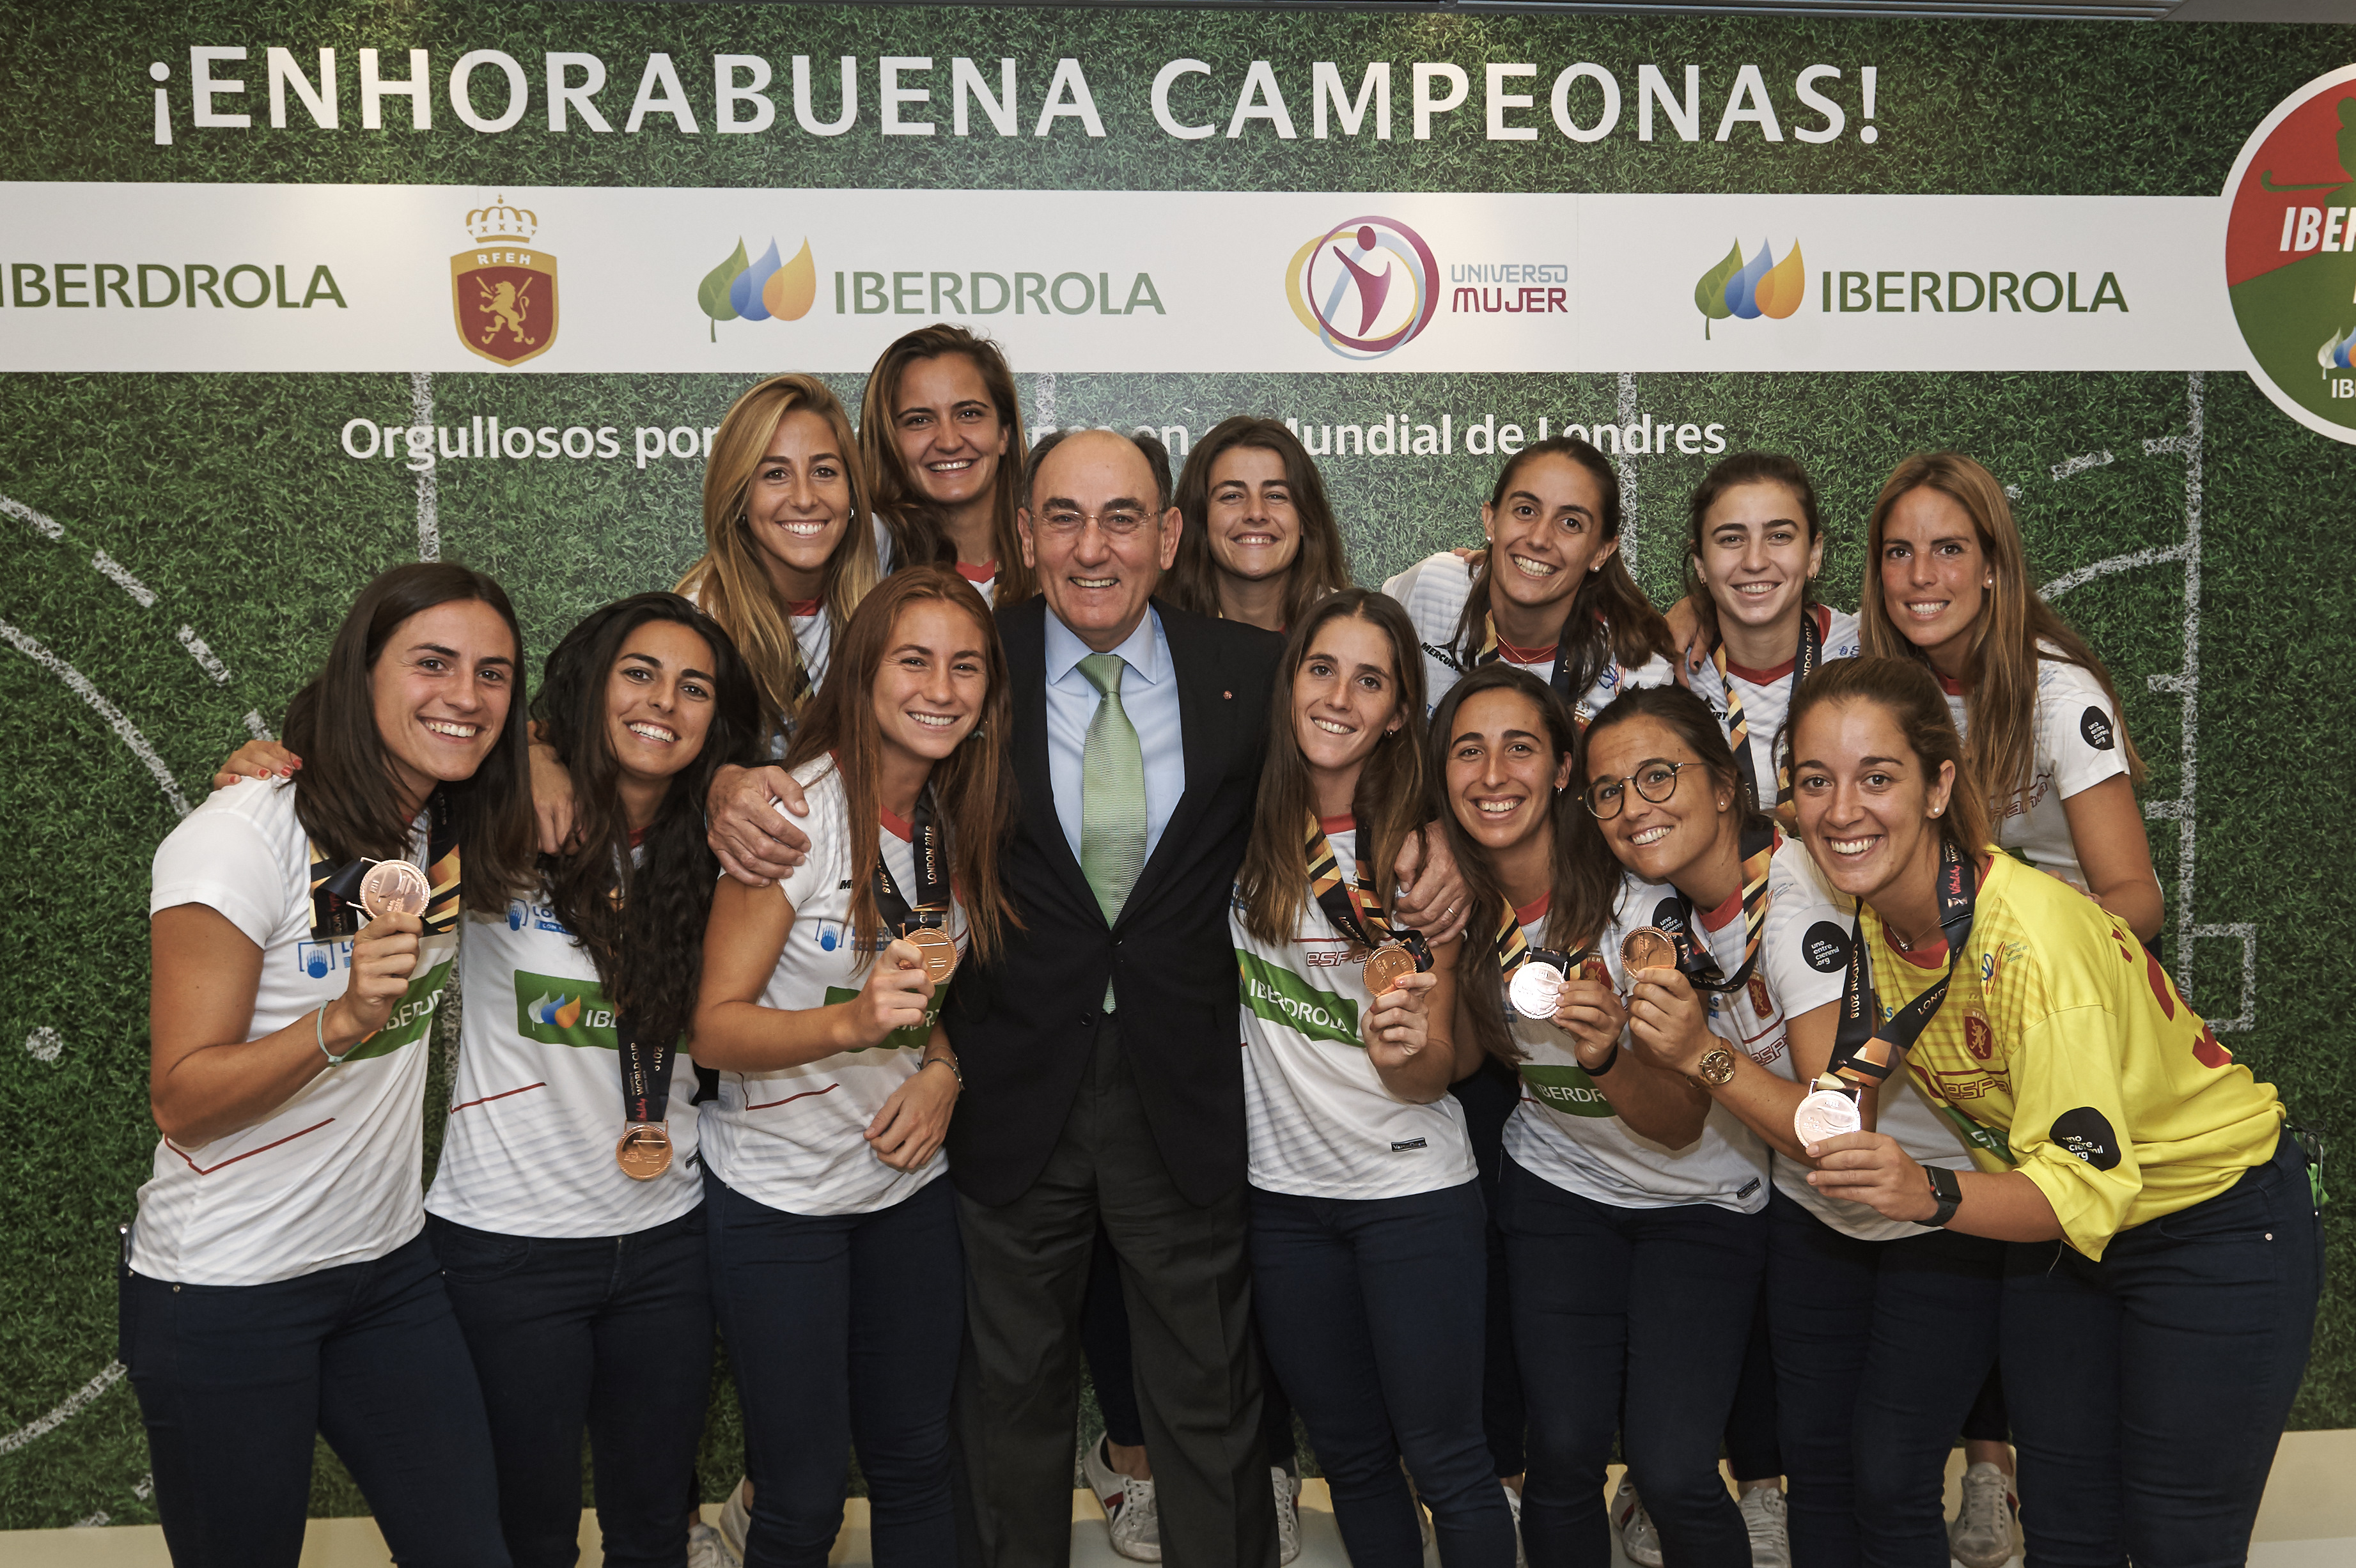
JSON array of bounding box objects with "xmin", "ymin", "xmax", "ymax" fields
[{"xmin": 1693, "ymin": 1046, "xmax": 1737, "ymax": 1089}]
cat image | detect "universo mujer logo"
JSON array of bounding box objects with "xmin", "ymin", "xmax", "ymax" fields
[{"xmin": 1285, "ymin": 216, "xmax": 1440, "ymax": 359}]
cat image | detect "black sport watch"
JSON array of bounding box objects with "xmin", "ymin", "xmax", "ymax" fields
[{"xmin": 1925, "ymin": 1165, "xmax": 1963, "ymax": 1228}]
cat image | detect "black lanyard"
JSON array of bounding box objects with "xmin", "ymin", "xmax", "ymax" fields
[
  {"xmin": 872, "ymin": 787, "xmax": 951, "ymax": 937},
  {"xmin": 1303, "ymin": 816, "xmax": 1433, "ymax": 972},
  {"xmin": 1828, "ymin": 838, "xmax": 1979, "ymax": 1087},
  {"xmin": 1713, "ymin": 607, "xmax": 1823, "ymax": 816},
  {"xmin": 1653, "ymin": 821, "xmax": 1778, "ymax": 995},
  {"xmin": 308, "ymin": 791, "xmax": 459, "ymax": 939}
]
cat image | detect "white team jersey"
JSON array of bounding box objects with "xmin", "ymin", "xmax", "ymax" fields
[
  {"xmin": 1234, "ymin": 821, "xmax": 1478, "ymax": 1200},
  {"xmin": 697, "ymin": 758, "xmax": 960, "ymax": 1216},
  {"xmin": 1686, "ymin": 604, "xmax": 1863, "ymax": 803},
  {"xmin": 426, "ymin": 865, "xmax": 705, "ymax": 1238},
  {"xmin": 1709, "ymin": 839, "xmax": 1978, "ymax": 1242},
  {"xmin": 135, "ymin": 779, "xmax": 455, "ymax": 1286},
  {"xmin": 1942, "ymin": 645, "xmax": 2130, "ymax": 894},
  {"xmin": 1382, "ymin": 551, "xmax": 1674, "ymax": 724},
  {"xmin": 953, "ymin": 561, "xmax": 999, "ymax": 607},
  {"xmin": 1501, "ymin": 878, "xmax": 1772, "ymax": 1213}
]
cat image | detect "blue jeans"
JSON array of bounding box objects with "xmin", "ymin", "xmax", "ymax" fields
[
  {"xmin": 1496, "ymin": 1153, "xmax": 1766, "ymax": 1568},
  {"xmin": 705, "ymin": 1170, "xmax": 963, "ymax": 1568},
  {"xmin": 426, "ymin": 1207, "xmax": 713, "ymax": 1568},
  {"xmin": 2000, "ymin": 1131, "xmax": 2321, "ymax": 1568},
  {"xmin": 1249, "ymin": 1181, "xmax": 1517, "ymax": 1568},
  {"xmin": 1765, "ymin": 1188, "xmax": 2004, "ymax": 1568},
  {"xmin": 120, "ymin": 1230, "xmax": 508, "ymax": 1568}
]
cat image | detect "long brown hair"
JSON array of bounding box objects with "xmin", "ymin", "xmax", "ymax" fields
[
  {"xmin": 1681, "ymin": 451, "xmax": 1824, "ymax": 658},
  {"xmin": 1238, "ymin": 590, "xmax": 1429, "ymax": 946},
  {"xmin": 1451, "ymin": 437, "xmax": 1674, "ymax": 699},
  {"xmin": 781, "ymin": 565, "xmax": 1017, "ymax": 965},
  {"xmin": 532, "ymin": 594, "xmax": 761, "ymax": 1052},
  {"xmin": 1426, "ymin": 664, "xmax": 1618, "ymax": 1065},
  {"xmin": 1783, "ymin": 655, "xmax": 1995, "ymax": 869},
  {"xmin": 281, "ymin": 561, "xmax": 534, "ymax": 910},
  {"xmin": 676, "ymin": 373, "xmax": 882, "ymax": 733},
  {"xmin": 1857, "ymin": 452, "xmax": 2145, "ymax": 820},
  {"xmin": 1167, "ymin": 417, "xmax": 1354, "ymax": 629},
  {"xmin": 859, "ymin": 324, "xmax": 1034, "ymax": 607}
]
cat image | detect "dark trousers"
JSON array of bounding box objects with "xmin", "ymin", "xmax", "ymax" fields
[
  {"xmin": 1251, "ymin": 1181, "xmax": 1517, "ymax": 1568},
  {"xmin": 955, "ymin": 1021, "xmax": 1276, "ymax": 1568},
  {"xmin": 706, "ymin": 1171, "xmax": 965, "ymax": 1568},
  {"xmin": 1764, "ymin": 1188, "xmax": 2004, "ymax": 1568},
  {"xmin": 1081, "ymin": 1218, "xmax": 1297, "ymax": 1469},
  {"xmin": 1496, "ymin": 1153, "xmax": 1765, "ymax": 1568},
  {"xmin": 1960, "ymin": 1365, "xmax": 2009, "ymax": 1443},
  {"xmin": 2000, "ymin": 1132, "xmax": 2321, "ymax": 1568},
  {"xmin": 426, "ymin": 1207, "xmax": 714, "ymax": 1568},
  {"xmin": 1723, "ymin": 1285, "xmax": 1782, "ymax": 1482},
  {"xmin": 120, "ymin": 1230, "xmax": 508, "ymax": 1568},
  {"xmin": 1450, "ymin": 1057, "xmax": 1529, "ymax": 1479}
]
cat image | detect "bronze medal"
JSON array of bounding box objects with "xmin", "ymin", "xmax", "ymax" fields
[
  {"xmin": 1362, "ymin": 943, "xmax": 1416, "ymax": 996},
  {"xmin": 905, "ymin": 925, "xmax": 958, "ymax": 986},
  {"xmin": 358, "ymin": 858, "xmax": 430, "ymax": 920},
  {"xmin": 615, "ymin": 1122, "xmax": 673, "ymax": 1181},
  {"xmin": 1620, "ymin": 926, "xmax": 1676, "ymax": 977}
]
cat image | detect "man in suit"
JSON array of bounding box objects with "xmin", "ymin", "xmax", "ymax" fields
[{"xmin": 943, "ymin": 428, "xmax": 1284, "ymax": 1567}]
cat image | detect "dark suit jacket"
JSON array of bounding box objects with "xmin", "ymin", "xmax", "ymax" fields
[{"xmin": 943, "ymin": 596, "xmax": 1285, "ymax": 1208}]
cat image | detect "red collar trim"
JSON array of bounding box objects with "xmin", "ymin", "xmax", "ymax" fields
[
  {"xmin": 879, "ymin": 804, "xmax": 914, "ymax": 842},
  {"xmin": 627, "ymin": 825, "xmax": 649, "ymax": 848},
  {"xmin": 1697, "ymin": 883, "xmax": 1745, "ymax": 933},
  {"xmin": 1936, "ymin": 672, "xmax": 1968, "ymax": 697},
  {"xmin": 1893, "ymin": 936, "xmax": 1948, "ymax": 970},
  {"xmin": 1318, "ymin": 813, "xmax": 1355, "ymax": 835},
  {"xmin": 1722, "ymin": 607, "xmax": 1830, "ymax": 685},
  {"xmin": 955, "ymin": 559, "xmax": 998, "ymax": 584},
  {"xmin": 784, "ymin": 596, "xmax": 823, "ymax": 618},
  {"xmin": 1514, "ymin": 890, "xmax": 1552, "ymax": 927},
  {"xmin": 1495, "ymin": 637, "xmax": 1557, "ymax": 665}
]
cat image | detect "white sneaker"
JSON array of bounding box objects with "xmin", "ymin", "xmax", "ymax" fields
[
  {"xmin": 1947, "ymin": 1461, "xmax": 2017, "ymax": 1568},
  {"xmin": 1611, "ymin": 1475, "xmax": 1664, "ymax": 1568},
  {"xmin": 1739, "ymin": 1486, "xmax": 1790, "ymax": 1568},
  {"xmin": 1502, "ymin": 1481, "xmax": 1528, "ymax": 1568},
  {"xmin": 687, "ymin": 1519, "xmax": 736, "ymax": 1568},
  {"xmin": 1273, "ymin": 1467, "xmax": 1302, "ymax": 1566},
  {"xmin": 1083, "ymin": 1434, "xmax": 1164, "ymax": 1562},
  {"xmin": 718, "ymin": 1480, "xmax": 751, "ymax": 1564}
]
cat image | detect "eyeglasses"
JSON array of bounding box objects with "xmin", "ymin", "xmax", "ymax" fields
[
  {"xmin": 1582, "ymin": 759, "xmax": 1693, "ymax": 819},
  {"xmin": 1033, "ymin": 506, "xmax": 1155, "ymax": 538}
]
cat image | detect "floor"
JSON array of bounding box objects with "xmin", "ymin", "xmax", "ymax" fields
[{"xmin": 6, "ymin": 1432, "xmax": 2352, "ymax": 1565}]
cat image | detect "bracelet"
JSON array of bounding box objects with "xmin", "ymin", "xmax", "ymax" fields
[
  {"xmin": 917, "ymin": 1055, "xmax": 963, "ymax": 1092},
  {"xmin": 1579, "ymin": 1043, "xmax": 1618, "ymax": 1078},
  {"xmin": 315, "ymin": 1005, "xmax": 352, "ymax": 1066}
]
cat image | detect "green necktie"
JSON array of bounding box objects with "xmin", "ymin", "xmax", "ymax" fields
[{"xmin": 1077, "ymin": 653, "xmax": 1148, "ymax": 938}]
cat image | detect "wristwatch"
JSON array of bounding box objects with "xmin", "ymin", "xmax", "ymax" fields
[
  {"xmin": 1926, "ymin": 1165, "xmax": 1963, "ymax": 1228},
  {"xmin": 1693, "ymin": 1047, "xmax": 1737, "ymax": 1089},
  {"xmin": 919, "ymin": 1055, "xmax": 963, "ymax": 1092}
]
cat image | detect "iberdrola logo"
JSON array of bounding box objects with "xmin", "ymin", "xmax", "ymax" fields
[
  {"xmin": 2224, "ymin": 65, "xmax": 2356, "ymax": 444},
  {"xmin": 696, "ymin": 237, "xmax": 818, "ymax": 342},
  {"xmin": 1695, "ymin": 239, "xmax": 1804, "ymax": 339},
  {"xmin": 513, "ymin": 970, "xmax": 620, "ymax": 1048}
]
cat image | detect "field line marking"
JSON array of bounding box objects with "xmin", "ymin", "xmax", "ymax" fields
[
  {"xmin": 0, "ymin": 619, "xmax": 191, "ymax": 816},
  {"xmin": 2050, "ymin": 449, "xmax": 2115, "ymax": 483},
  {"xmin": 0, "ymin": 493, "xmax": 63, "ymax": 541},
  {"xmin": 1616, "ymin": 370, "xmax": 1641, "ymax": 569},
  {"xmin": 0, "ymin": 1362, "xmax": 125, "ymax": 1456},
  {"xmin": 91, "ymin": 550, "xmax": 157, "ymax": 607},
  {"xmin": 2040, "ymin": 542, "xmax": 2187, "ymax": 601},
  {"xmin": 412, "ymin": 370, "xmax": 439, "ymax": 562}
]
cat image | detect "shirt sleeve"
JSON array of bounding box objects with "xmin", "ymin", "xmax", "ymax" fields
[
  {"xmin": 2003, "ymin": 1000, "xmax": 2145, "ymax": 1259},
  {"xmin": 1623, "ymin": 654, "xmax": 1677, "ymax": 694},
  {"xmin": 1763, "ymin": 851, "xmax": 1851, "ymax": 1019},
  {"xmin": 777, "ymin": 772, "xmax": 839, "ymax": 915},
  {"xmin": 2037, "ymin": 659, "xmax": 2131, "ymax": 803},
  {"xmin": 150, "ymin": 795, "xmax": 290, "ymax": 950}
]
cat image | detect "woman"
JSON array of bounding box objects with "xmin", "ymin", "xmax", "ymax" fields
[
  {"xmin": 425, "ymin": 594, "xmax": 760, "ymax": 1567},
  {"xmin": 860, "ymin": 322, "xmax": 1033, "ymax": 607},
  {"xmin": 1166, "ymin": 415, "xmax": 1354, "ymax": 631},
  {"xmin": 691, "ymin": 566, "xmax": 1014, "ymax": 1567},
  {"xmin": 1385, "ymin": 436, "xmax": 1675, "ymax": 724},
  {"xmin": 1437, "ymin": 664, "xmax": 1766, "ymax": 1568},
  {"xmin": 131, "ymin": 562, "xmax": 534, "ymax": 1567},
  {"xmin": 1785, "ymin": 655, "xmax": 2314, "ymax": 1567},
  {"xmin": 1580, "ymin": 685, "xmax": 1988, "ymax": 1567},
  {"xmin": 1231, "ymin": 589, "xmax": 1513, "ymax": 1567},
  {"xmin": 1860, "ymin": 451, "xmax": 2160, "ymax": 943}
]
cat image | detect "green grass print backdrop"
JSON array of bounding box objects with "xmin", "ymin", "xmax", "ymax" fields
[{"xmin": 1, "ymin": 1, "xmax": 2352, "ymax": 1532}]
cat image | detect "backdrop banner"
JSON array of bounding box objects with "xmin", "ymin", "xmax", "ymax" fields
[{"xmin": 0, "ymin": 1, "xmax": 2350, "ymax": 1528}]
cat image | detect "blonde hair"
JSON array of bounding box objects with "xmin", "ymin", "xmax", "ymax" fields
[{"xmin": 676, "ymin": 373, "xmax": 882, "ymax": 730}]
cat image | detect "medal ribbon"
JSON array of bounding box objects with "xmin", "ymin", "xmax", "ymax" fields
[
  {"xmin": 1301, "ymin": 815, "xmax": 1433, "ymax": 974},
  {"xmin": 873, "ymin": 785, "xmax": 952, "ymax": 940},
  {"xmin": 1657, "ymin": 821, "xmax": 1779, "ymax": 995},
  {"xmin": 1712, "ymin": 605, "xmax": 1823, "ymax": 816},
  {"xmin": 308, "ymin": 791, "xmax": 461, "ymax": 939},
  {"xmin": 1472, "ymin": 606, "xmax": 1614, "ymax": 726},
  {"xmin": 1827, "ymin": 837, "xmax": 1979, "ymax": 1087}
]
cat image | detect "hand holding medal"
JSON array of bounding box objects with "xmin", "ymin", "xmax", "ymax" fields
[
  {"xmin": 332, "ymin": 858, "xmax": 427, "ymax": 1044},
  {"xmin": 1362, "ymin": 966, "xmax": 1437, "ymax": 1071},
  {"xmin": 851, "ymin": 936, "xmax": 937, "ymax": 1046},
  {"xmin": 1619, "ymin": 930, "xmax": 1715, "ymax": 1078}
]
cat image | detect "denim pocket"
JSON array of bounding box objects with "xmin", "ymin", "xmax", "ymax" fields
[
  {"xmin": 426, "ymin": 1218, "xmax": 533, "ymax": 1282},
  {"xmin": 2152, "ymin": 1169, "xmax": 2275, "ymax": 1245}
]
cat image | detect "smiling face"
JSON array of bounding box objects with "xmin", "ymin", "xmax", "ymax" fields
[
  {"xmin": 893, "ymin": 352, "xmax": 1008, "ymax": 518},
  {"xmin": 370, "ymin": 598, "xmax": 516, "ymax": 813},
  {"xmin": 1446, "ymin": 687, "xmax": 1572, "ymax": 855},
  {"xmin": 1790, "ymin": 696, "xmax": 1955, "ymax": 906},
  {"xmin": 1018, "ymin": 431, "xmax": 1181, "ymax": 653},
  {"xmin": 1481, "ymin": 452, "xmax": 1618, "ymax": 616},
  {"xmin": 870, "ymin": 598, "xmax": 991, "ymax": 771},
  {"xmin": 1293, "ymin": 612, "xmax": 1403, "ymax": 786},
  {"xmin": 603, "ymin": 619, "xmax": 717, "ymax": 789},
  {"xmin": 1583, "ymin": 715, "xmax": 1733, "ymax": 887},
  {"xmin": 1206, "ymin": 444, "xmax": 1301, "ymax": 586},
  {"xmin": 745, "ymin": 407, "xmax": 854, "ymax": 599},
  {"xmin": 1878, "ymin": 485, "xmax": 1992, "ymax": 676},
  {"xmin": 1697, "ymin": 479, "xmax": 1822, "ymax": 638}
]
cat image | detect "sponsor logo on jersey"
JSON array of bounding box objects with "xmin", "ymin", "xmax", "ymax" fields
[
  {"xmin": 1802, "ymin": 921, "xmax": 1849, "ymax": 974},
  {"xmin": 296, "ymin": 937, "xmax": 352, "ymax": 979},
  {"xmin": 341, "ymin": 954, "xmax": 456, "ymax": 1062},
  {"xmin": 2079, "ymin": 705, "xmax": 2116, "ymax": 751},
  {"xmin": 2050, "ymin": 1106, "xmax": 2123, "ymax": 1170},
  {"xmin": 1517, "ymin": 1062, "xmax": 1614, "ymax": 1119},
  {"xmin": 1237, "ymin": 950, "xmax": 1361, "ymax": 1048},
  {"xmin": 513, "ymin": 969, "xmax": 620, "ymax": 1050},
  {"xmin": 1964, "ymin": 1009, "xmax": 1997, "ymax": 1061},
  {"xmin": 822, "ymin": 986, "xmax": 939, "ymax": 1052},
  {"xmin": 508, "ymin": 897, "xmax": 571, "ymax": 935}
]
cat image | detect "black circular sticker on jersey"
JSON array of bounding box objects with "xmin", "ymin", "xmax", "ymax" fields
[
  {"xmin": 2078, "ymin": 706, "xmax": 2116, "ymax": 752},
  {"xmin": 2050, "ymin": 1106, "xmax": 2122, "ymax": 1170},
  {"xmin": 1800, "ymin": 920, "xmax": 1850, "ymax": 974}
]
